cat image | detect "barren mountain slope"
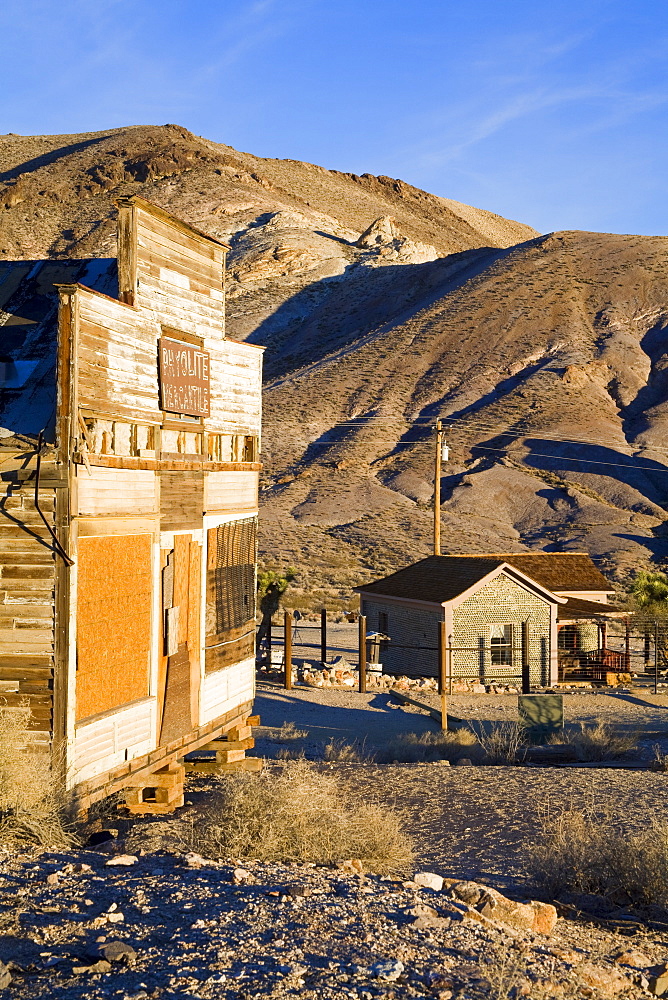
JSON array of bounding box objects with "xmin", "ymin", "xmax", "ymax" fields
[
  {"xmin": 0, "ymin": 124, "xmax": 534, "ymax": 259},
  {"xmin": 260, "ymin": 230, "xmax": 668, "ymax": 605},
  {"xmin": 0, "ymin": 124, "xmax": 536, "ymax": 377},
  {"xmin": 2, "ymin": 125, "xmax": 667, "ymax": 606}
]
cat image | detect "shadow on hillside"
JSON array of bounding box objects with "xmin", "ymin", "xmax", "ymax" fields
[
  {"xmin": 621, "ymin": 317, "xmax": 668, "ymax": 441},
  {"xmin": 255, "ymin": 245, "xmax": 510, "ymax": 383},
  {"xmin": 0, "ymin": 134, "xmax": 112, "ymax": 183},
  {"xmin": 521, "ymin": 438, "xmax": 668, "ymax": 506},
  {"xmin": 455, "ymin": 435, "xmax": 668, "ymax": 507}
]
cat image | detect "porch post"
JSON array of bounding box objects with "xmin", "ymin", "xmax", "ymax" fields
[{"xmin": 549, "ymin": 603, "xmax": 559, "ymax": 687}]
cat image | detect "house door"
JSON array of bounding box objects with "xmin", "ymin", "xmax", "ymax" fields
[{"xmin": 159, "ymin": 533, "xmax": 201, "ymax": 745}]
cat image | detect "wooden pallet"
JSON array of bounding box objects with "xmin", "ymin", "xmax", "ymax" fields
[
  {"xmin": 123, "ymin": 762, "xmax": 185, "ymax": 815},
  {"xmin": 185, "ymin": 756, "xmax": 264, "ymax": 774},
  {"xmin": 185, "ymin": 714, "xmax": 262, "ymax": 774}
]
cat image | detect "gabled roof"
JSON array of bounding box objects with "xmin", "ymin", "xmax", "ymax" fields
[
  {"xmin": 488, "ymin": 553, "xmax": 613, "ymax": 593},
  {"xmin": 355, "ymin": 555, "xmax": 562, "ymax": 606}
]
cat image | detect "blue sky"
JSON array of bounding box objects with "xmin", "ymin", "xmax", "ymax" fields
[{"xmin": 2, "ymin": 0, "xmax": 667, "ymax": 236}]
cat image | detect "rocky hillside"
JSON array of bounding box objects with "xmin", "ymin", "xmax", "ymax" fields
[{"xmin": 2, "ymin": 125, "xmax": 667, "ymax": 606}]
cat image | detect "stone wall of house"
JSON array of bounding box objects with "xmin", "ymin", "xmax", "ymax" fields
[
  {"xmin": 452, "ymin": 574, "xmax": 551, "ymax": 685},
  {"xmin": 360, "ymin": 599, "xmax": 441, "ymax": 677}
]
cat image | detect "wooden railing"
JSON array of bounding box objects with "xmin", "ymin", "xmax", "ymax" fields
[{"xmin": 558, "ymin": 647, "xmax": 630, "ymax": 680}]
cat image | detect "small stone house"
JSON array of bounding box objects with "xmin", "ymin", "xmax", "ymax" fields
[{"xmin": 356, "ymin": 553, "xmax": 618, "ymax": 687}]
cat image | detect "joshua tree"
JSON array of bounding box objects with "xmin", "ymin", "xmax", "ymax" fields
[
  {"xmin": 630, "ymin": 570, "xmax": 668, "ymax": 669},
  {"xmin": 631, "ymin": 570, "xmax": 668, "ymax": 607},
  {"xmin": 256, "ymin": 568, "xmax": 296, "ymax": 663}
]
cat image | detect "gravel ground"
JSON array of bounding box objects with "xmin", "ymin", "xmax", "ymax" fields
[
  {"xmin": 252, "ymin": 684, "xmax": 668, "ymax": 759},
  {"xmin": 251, "ymin": 684, "xmax": 668, "ymax": 895},
  {"xmin": 1, "ymin": 784, "xmax": 667, "ymax": 1000},
  {"xmin": 1, "ymin": 685, "xmax": 667, "ymax": 997}
]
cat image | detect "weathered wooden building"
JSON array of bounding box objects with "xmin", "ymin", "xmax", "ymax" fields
[
  {"xmin": 0, "ymin": 196, "xmax": 263, "ymax": 809},
  {"xmin": 357, "ymin": 552, "xmax": 622, "ymax": 686}
]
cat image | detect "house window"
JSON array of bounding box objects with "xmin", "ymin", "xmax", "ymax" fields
[
  {"xmin": 490, "ymin": 624, "xmax": 513, "ymax": 665},
  {"xmin": 379, "ymin": 611, "xmax": 389, "ymax": 634},
  {"xmin": 558, "ymin": 624, "xmax": 579, "ymax": 650}
]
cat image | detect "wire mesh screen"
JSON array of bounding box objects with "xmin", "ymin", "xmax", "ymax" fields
[{"xmin": 208, "ymin": 517, "xmax": 257, "ymax": 633}]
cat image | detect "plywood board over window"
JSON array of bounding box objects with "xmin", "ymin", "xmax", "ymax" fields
[{"xmin": 76, "ymin": 534, "xmax": 153, "ymax": 722}]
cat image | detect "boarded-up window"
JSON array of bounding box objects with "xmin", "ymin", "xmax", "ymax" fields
[
  {"xmin": 76, "ymin": 534, "xmax": 153, "ymax": 721},
  {"xmin": 205, "ymin": 517, "xmax": 256, "ymax": 672}
]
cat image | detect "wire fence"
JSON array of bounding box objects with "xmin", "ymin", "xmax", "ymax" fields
[{"xmin": 257, "ymin": 610, "xmax": 668, "ymax": 695}]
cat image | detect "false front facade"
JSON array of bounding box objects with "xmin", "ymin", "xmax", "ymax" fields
[{"xmin": 0, "ymin": 196, "xmax": 263, "ymax": 808}]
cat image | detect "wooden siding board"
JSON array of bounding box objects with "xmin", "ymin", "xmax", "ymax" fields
[
  {"xmin": 0, "ymin": 481, "xmax": 57, "ymax": 738},
  {"xmin": 160, "ymin": 471, "xmax": 204, "ymax": 528},
  {"xmin": 205, "ymin": 471, "xmax": 258, "ymax": 513},
  {"xmin": 136, "ymin": 214, "xmax": 224, "ymax": 261},
  {"xmin": 76, "ymin": 467, "xmax": 158, "ymax": 516}
]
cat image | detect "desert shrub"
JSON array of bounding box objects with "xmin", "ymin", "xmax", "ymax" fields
[
  {"xmin": 379, "ymin": 728, "xmax": 479, "ymax": 763},
  {"xmin": 273, "ymin": 721, "xmax": 308, "ymax": 741},
  {"xmin": 0, "ymin": 703, "xmax": 74, "ymax": 848},
  {"xmin": 322, "ymin": 738, "xmax": 376, "ymax": 763},
  {"xmin": 276, "ymin": 746, "xmax": 307, "ymax": 761},
  {"xmin": 471, "ymin": 722, "xmax": 527, "ymax": 764},
  {"xmin": 197, "ymin": 759, "xmax": 414, "ymax": 874},
  {"xmin": 549, "ymin": 722, "xmax": 638, "ymax": 761},
  {"xmin": 530, "ymin": 806, "xmax": 668, "ymax": 908}
]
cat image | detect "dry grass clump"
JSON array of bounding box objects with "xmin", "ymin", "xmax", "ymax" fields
[
  {"xmin": 530, "ymin": 806, "xmax": 668, "ymax": 908},
  {"xmin": 471, "ymin": 722, "xmax": 527, "ymax": 764},
  {"xmin": 273, "ymin": 721, "xmax": 308, "ymax": 741},
  {"xmin": 549, "ymin": 722, "xmax": 638, "ymax": 761},
  {"xmin": 322, "ymin": 737, "xmax": 376, "ymax": 763},
  {"xmin": 198, "ymin": 759, "xmax": 414, "ymax": 874},
  {"xmin": 379, "ymin": 727, "xmax": 479, "ymax": 763},
  {"xmin": 0, "ymin": 703, "xmax": 74, "ymax": 848}
]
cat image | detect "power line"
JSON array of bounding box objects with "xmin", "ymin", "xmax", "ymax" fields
[{"xmin": 276, "ymin": 414, "xmax": 668, "ymax": 464}]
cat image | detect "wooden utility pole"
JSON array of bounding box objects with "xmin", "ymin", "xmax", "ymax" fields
[
  {"xmin": 434, "ymin": 420, "xmax": 446, "ymax": 556},
  {"xmin": 358, "ymin": 614, "xmax": 367, "ymax": 693},
  {"xmin": 434, "ymin": 420, "xmax": 442, "ymax": 556},
  {"xmin": 284, "ymin": 610, "xmax": 293, "ymax": 690},
  {"xmin": 438, "ymin": 621, "xmax": 448, "ymax": 730}
]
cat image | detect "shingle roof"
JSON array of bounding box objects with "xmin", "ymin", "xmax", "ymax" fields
[
  {"xmin": 355, "ymin": 555, "xmax": 527, "ymax": 603},
  {"xmin": 487, "ymin": 553, "xmax": 612, "ymax": 593},
  {"xmin": 356, "ymin": 552, "xmax": 612, "ymax": 604},
  {"xmin": 557, "ymin": 596, "xmax": 626, "ymax": 620}
]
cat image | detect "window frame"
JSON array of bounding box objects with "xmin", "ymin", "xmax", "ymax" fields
[{"xmin": 490, "ymin": 623, "xmax": 514, "ymax": 666}]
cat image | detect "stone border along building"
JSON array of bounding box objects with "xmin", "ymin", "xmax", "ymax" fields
[
  {"xmin": 356, "ymin": 553, "xmax": 623, "ymax": 686},
  {"xmin": 0, "ymin": 196, "xmax": 263, "ymax": 812}
]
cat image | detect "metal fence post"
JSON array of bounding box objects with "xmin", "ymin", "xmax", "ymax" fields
[
  {"xmin": 284, "ymin": 610, "xmax": 293, "ymax": 690},
  {"xmin": 521, "ymin": 621, "xmax": 530, "ymax": 694},
  {"xmin": 320, "ymin": 607, "xmax": 327, "ymax": 666},
  {"xmin": 267, "ymin": 618, "xmax": 272, "ymax": 669},
  {"xmin": 358, "ymin": 615, "xmax": 367, "ymax": 693},
  {"xmin": 439, "ymin": 621, "xmax": 448, "ymax": 730}
]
